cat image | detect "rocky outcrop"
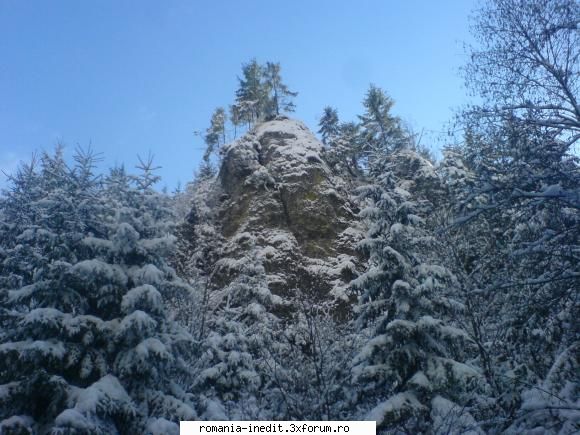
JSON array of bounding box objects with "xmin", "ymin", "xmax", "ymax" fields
[{"xmin": 198, "ymin": 117, "xmax": 364, "ymax": 305}]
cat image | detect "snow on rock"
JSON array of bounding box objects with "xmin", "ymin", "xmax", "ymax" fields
[{"xmin": 186, "ymin": 117, "xmax": 363, "ymax": 309}]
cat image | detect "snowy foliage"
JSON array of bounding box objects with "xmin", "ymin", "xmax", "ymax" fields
[
  {"xmin": 0, "ymin": 151, "xmax": 196, "ymax": 433},
  {"xmin": 351, "ymin": 150, "xmax": 483, "ymax": 433}
]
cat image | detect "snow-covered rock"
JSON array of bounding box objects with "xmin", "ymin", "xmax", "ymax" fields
[{"xmin": 187, "ymin": 117, "xmax": 364, "ymax": 308}]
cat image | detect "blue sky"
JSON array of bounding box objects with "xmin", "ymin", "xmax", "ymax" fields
[{"xmin": 0, "ymin": 0, "xmax": 476, "ymax": 190}]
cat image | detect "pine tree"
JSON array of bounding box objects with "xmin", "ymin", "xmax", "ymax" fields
[
  {"xmin": 0, "ymin": 151, "xmax": 196, "ymax": 434},
  {"xmin": 351, "ymin": 151, "xmax": 481, "ymax": 433},
  {"xmin": 262, "ymin": 296, "xmax": 360, "ymax": 421},
  {"xmin": 318, "ymin": 106, "xmax": 340, "ymax": 146},
  {"xmin": 324, "ymin": 121, "xmax": 363, "ymax": 179},
  {"xmin": 358, "ymin": 85, "xmax": 407, "ymax": 170},
  {"xmin": 263, "ymin": 62, "xmax": 297, "ymax": 119},
  {"xmin": 171, "ymin": 170, "xmax": 224, "ymax": 341},
  {"xmin": 193, "ymin": 236, "xmax": 283, "ymax": 419},
  {"xmin": 204, "ymin": 108, "xmax": 227, "ymax": 159},
  {"xmin": 235, "ymin": 59, "xmax": 266, "ymax": 127},
  {"xmin": 229, "ymin": 104, "xmax": 242, "ymax": 140},
  {"xmin": 200, "ymin": 107, "xmax": 227, "ymax": 179}
]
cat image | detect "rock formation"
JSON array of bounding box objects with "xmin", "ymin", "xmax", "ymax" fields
[{"xmin": 185, "ymin": 117, "xmax": 364, "ymax": 308}]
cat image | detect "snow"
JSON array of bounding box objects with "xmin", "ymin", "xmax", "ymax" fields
[
  {"xmin": 306, "ymin": 254, "xmax": 357, "ymax": 278},
  {"xmin": 426, "ymin": 356, "xmax": 480, "ymax": 386},
  {"xmin": 431, "ymin": 395, "xmax": 481, "ymax": 434},
  {"xmin": 366, "ymin": 392, "xmax": 424, "ymax": 427},
  {"xmin": 245, "ymin": 302, "xmax": 266, "ymax": 317},
  {"xmin": 390, "ymin": 222, "xmax": 404, "ymax": 235},
  {"xmin": 0, "ymin": 415, "xmax": 34, "ymax": 432},
  {"xmin": 147, "ymin": 417, "xmax": 179, "ymax": 435},
  {"xmin": 7, "ymin": 283, "xmax": 38, "ymax": 303},
  {"xmin": 215, "ymin": 257, "xmax": 250, "ymax": 273},
  {"xmin": 54, "ymin": 409, "xmax": 94, "ymax": 431},
  {"xmin": 71, "ymin": 259, "xmax": 128, "ymax": 286},
  {"xmin": 122, "ymin": 284, "xmax": 164, "ymax": 315},
  {"xmin": 226, "ymin": 119, "xmax": 330, "ymax": 188},
  {"xmin": 200, "ymin": 398, "xmax": 228, "ymax": 420},
  {"xmin": 117, "ymin": 310, "xmax": 158, "ymax": 340},
  {"xmin": 129, "ymin": 264, "xmax": 164, "ymax": 286},
  {"xmin": 82, "ymin": 236, "xmax": 113, "ymax": 251},
  {"xmin": 65, "ymin": 374, "xmax": 133, "ymax": 417},
  {"xmin": 140, "ymin": 235, "xmax": 176, "ymax": 254},
  {"xmin": 20, "ymin": 307, "xmax": 67, "ymax": 329},
  {"xmin": 409, "ymin": 371, "xmax": 431, "ymax": 390},
  {"xmin": 258, "ymin": 245, "xmax": 278, "ymax": 259},
  {"xmin": 354, "ymin": 334, "xmax": 388, "ymax": 364},
  {"xmin": 0, "ymin": 339, "xmax": 66, "ymax": 359},
  {"xmin": 263, "ymin": 229, "xmax": 298, "ymax": 250},
  {"xmin": 135, "ymin": 337, "xmax": 170, "ymax": 359},
  {"xmin": 63, "ymin": 314, "xmax": 106, "ymax": 337},
  {"xmin": 416, "ymin": 264, "xmax": 448, "ymax": 278},
  {"xmin": 385, "ymin": 319, "xmax": 415, "ymax": 336},
  {"xmin": 113, "ymin": 222, "xmax": 140, "ymax": 253}
]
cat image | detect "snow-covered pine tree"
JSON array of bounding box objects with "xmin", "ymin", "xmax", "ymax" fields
[
  {"xmin": 351, "ymin": 151, "xmax": 482, "ymax": 433},
  {"xmin": 235, "ymin": 59, "xmax": 267, "ymax": 128},
  {"xmin": 0, "ymin": 148, "xmax": 124, "ymax": 433},
  {"xmin": 322, "ymin": 121, "xmax": 364, "ymax": 180},
  {"xmin": 0, "ymin": 155, "xmax": 43, "ymax": 296},
  {"xmin": 170, "ymin": 167, "xmax": 223, "ymax": 341},
  {"xmin": 358, "ymin": 85, "xmax": 407, "ymax": 171},
  {"xmin": 233, "ymin": 60, "xmax": 296, "ymax": 127},
  {"xmin": 94, "ymin": 159, "xmax": 196, "ymax": 432},
  {"xmin": 193, "ymin": 234, "xmax": 283, "ymax": 420},
  {"xmin": 0, "ymin": 151, "xmax": 196, "ymax": 434},
  {"xmin": 204, "ymin": 107, "xmax": 227, "ymax": 166},
  {"xmin": 262, "ymin": 295, "xmax": 361, "ymax": 421}
]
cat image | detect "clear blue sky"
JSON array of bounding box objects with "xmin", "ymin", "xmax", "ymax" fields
[{"xmin": 0, "ymin": 0, "xmax": 476, "ymax": 190}]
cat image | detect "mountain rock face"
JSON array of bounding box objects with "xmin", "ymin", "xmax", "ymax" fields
[{"xmin": 198, "ymin": 118, "xmax": 364, "ymax": 306}]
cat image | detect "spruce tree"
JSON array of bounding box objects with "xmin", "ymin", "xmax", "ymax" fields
[
  {"xmin": 0, "ymin": 151, "xmax": 196, "ymax": 434},
  {"xmin": 324, "ymin": 121, "xmax": 363, "ymax": 179},
  {"xmin": 191, "ymin": 235, "xmax": 285, "ymax": 420},
  {"xmin": 318, "ymin": 106, "xmax": 340, "ymax": 146},
  {"xmin": 235, "ymin": 59, "xmax": 266, "ymax": 127},
  {"xmin": 263, "ymin": 62, "xmax": 297, "ymax": 119},
  {"xmin": 358, "ymin": 85, "xmax": 407, "ymax": 170},
  {"xmin": 351, "ymin": 151, "xmax": 481, "ymax": 433},
  {"xmin": 204, "ymin": 108, "xmax": 227, "ymax": 158},
  {"xmin": 229, "ymin": 104, "xmax": 242, "ymax": 140}
]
